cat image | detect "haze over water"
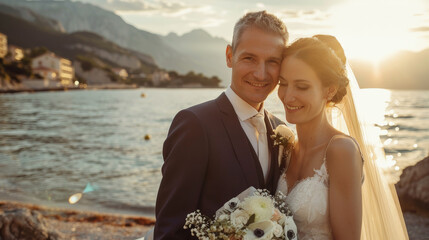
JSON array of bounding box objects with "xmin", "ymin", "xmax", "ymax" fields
[{"xmin": 0, "ymin": 88, "xmax": 427, "ymax": 216}]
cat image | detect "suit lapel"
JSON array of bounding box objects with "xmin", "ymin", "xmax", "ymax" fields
[
  {"xmin": 216, "ymin": 93, "xmax": 263, "ymax": 189},
  {"xmin": 265, "ymin": 110, "xmax": 280, "ymax": 194}
]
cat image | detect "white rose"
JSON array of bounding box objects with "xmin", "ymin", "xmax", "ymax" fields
[
  {"xmin": 272, "ymin": 222, "xmax": 283, "ymax": 237},
  {"xmin": 241, "ymin": 196, "xmax": 275, "ymax": 222},
  {"xmin": 230, "ymin": 209, "xmax": 250, "ymax": 228},
  {"xmin": 274, "ymin": 125, "xmax": 295, "ymax": 143},
  {"xmin": 218, "ymin": 213, "xmax": 229, "ymax": 221},
  {"xmin": 278, "ymin": 213, "xmax": 287, "ymax": 225}
]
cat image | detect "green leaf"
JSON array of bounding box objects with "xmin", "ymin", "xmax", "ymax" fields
[{"xmin": 246, "ymin": 214, "xmax": 255, "ymax": 226}]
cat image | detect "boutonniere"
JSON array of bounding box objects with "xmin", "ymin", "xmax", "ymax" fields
[{"xmin": 271, "ymin": 125, "xmax": 295, "ymax": 169}]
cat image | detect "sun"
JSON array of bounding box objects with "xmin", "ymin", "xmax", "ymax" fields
[{"xmin": 327, "ymin": 0, "xmax": 424, "ymax": 64}]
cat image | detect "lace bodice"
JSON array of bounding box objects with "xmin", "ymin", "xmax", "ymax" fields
[
  {"xmin": 276, "ymin": 135, "xmax": 364, "ymax": 240},
  {"xmin": 277, "ymin": 159, "xmax": 332, "ymax": 240}
]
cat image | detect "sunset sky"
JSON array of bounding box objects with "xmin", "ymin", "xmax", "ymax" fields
[{"xmin": 78, "ymin": 0, "xmax": 429, "ymax": 63}]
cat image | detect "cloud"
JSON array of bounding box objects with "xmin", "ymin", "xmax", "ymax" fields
[
  {"xmin": 85, "ymin": 0, "xmax": 155, "ymax": 11},
  {"xmin": 278, "ymin": 9, "xmax": 331, "ymax": 22},
  {"xmin": 189, "ymin": 18, "xmax": 226, "ymax": 28},
  {"xmin": 410, "ymin": 26, "xmax": 429, "ymax": 32},
  {"xmin": 87, "ymin": 0, "xmax": 207, "ymax": 16},
  {"xmin": 256, "ymin": 3, "xmax": 265, "ymax": 9}
]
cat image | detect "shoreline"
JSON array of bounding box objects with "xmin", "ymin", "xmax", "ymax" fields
[
  {"xmin": 0, "ymin": 199, "xmax": 154, "ymax": 240},
  {"xmin": 1, "ymin": 198, "xmax": 428, "ymax": 239},
  {"xmin": 0, "ymin": 84, "xmax": 226, "ymax": 94},
  {"xmin": 0, "ymin": 190, "xmax": 155, "ymax": 218},
  {"xmin": 0, "ymin": 83, "xmax": 137, "ymax": 94}
]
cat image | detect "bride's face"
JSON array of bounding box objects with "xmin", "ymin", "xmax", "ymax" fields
[{"xmin": 278, "ymin": 56, "xmax": 330, "ymax": 124}]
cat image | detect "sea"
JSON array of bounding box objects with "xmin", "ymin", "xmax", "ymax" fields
[{"xmin": 0, "ymin": 88, "xmax": 428, "ymax": 217}]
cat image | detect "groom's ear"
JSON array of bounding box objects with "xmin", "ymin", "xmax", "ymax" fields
[{"xmin": 226, "ymin": 45, "xmax": 233, "ymax": 68}]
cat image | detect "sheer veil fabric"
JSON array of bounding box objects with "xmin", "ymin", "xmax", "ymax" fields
[{"xmin": 326, "ymin": 64, "xmax": 409, "ymax": 239}]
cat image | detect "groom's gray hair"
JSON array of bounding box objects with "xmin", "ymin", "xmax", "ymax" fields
[{"xmin": 231, "ymin": 11, "xmax": 288, "ymax": 52}]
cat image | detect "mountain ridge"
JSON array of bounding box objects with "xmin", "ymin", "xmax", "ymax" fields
[{"xmin": 0, "ymin": 0, "xmax": 228, "ymax": 83}]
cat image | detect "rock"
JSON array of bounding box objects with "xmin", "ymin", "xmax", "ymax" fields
[
  {"xmin": 396, "ymin": 156, "xmax": 429, "ymax": 213},
  {"xmin": 0, "ymin": 208, "xmax": 62, "ymax": 240},
  {"xmin": 73, "ymin": 61, "xmax": 113, "ymax": 85},
  {"xmin": 403, "ymin": 212, "xmax": 429, "ymax": 240},
  {"xmin": 71, "ymin": 44, "xmax": 143, "ymax": 70}
]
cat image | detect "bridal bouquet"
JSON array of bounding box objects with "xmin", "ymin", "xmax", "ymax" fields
[{"xmin": 184, "ymin": 187, "xmax": 297, "ymax": 240}]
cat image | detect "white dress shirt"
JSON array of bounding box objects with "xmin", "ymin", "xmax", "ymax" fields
[{"xmin": 225, "ymin": 86, "xmax": 271, "ymax": 182}]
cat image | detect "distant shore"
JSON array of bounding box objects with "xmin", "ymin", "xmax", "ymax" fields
[
  {"xmin": 0, "ymin": 83, "xmax": 225, "ymax": 94},
  {"xmin": 0, "ymin": 83, "xmax": 137, "ymax": 94}
]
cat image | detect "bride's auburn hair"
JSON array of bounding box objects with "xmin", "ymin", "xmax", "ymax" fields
[{"xmin": 283, "ymin": 35, "xmax": 349, "ymax": 104}]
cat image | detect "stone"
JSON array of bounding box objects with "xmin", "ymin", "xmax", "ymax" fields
[
  {"xmin": 396, "ymin": 156, "xmax": 429, "ymax": 212},
  {"xmin": 0, "ymin": 208, "xmax": 62, "ymax": 240}
]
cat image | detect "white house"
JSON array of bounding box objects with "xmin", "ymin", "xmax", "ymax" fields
[
  {"xmin": 151, "ymin": 71, "xmax": 170, "ymax": 86},
  {"xmin": 112, "ymin": 68, "xmax": 128, "ymax": 79},
  {"xmin": 0, "ymin": 32, "xmax": 7, "ymax": 59},
  {"xmin": 31, "ymin": 52, "xmax": 74, "ymax": 86}
]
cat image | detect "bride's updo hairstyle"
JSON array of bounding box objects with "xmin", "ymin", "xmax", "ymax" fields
[{"xmin": 283, "ymin": 35, "xmax": 349, "ymax": 104}]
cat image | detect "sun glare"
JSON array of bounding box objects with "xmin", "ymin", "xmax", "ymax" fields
[{"xmin": 328, "ymin": 0, "xmax": 424, "ymax": 64}]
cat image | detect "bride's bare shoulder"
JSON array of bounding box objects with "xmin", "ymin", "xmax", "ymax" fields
[
  {"xmin": 325, "ymin": 135, "xmax": 362, "ymax": 175},
  {"xmin": 328, "ymin": 135, "xmax": 360, "ymax": 154}
]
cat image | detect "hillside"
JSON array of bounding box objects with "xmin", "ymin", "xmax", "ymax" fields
[
  {"xmin": 0, "ymin": 12, "xmax": 157, "ymax": 73},
  {"xmin": 0, "ymin": 0, "xmax": 224, "ymax": 82},
  {"xmin": 351, "ymin": 49, "xmax": 429, "ymax": 89},
  {"xmin": 0, "ymin": 2, "xmax": 64, "ymax": 32},
  {"xmin": 162, "ymin": 29, "xmax": 230, "ymax": 84}
]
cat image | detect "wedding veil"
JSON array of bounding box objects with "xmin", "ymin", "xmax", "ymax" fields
[{"xmin": 326, "ymin": 63, "xmax": 409, "ymax": 240}]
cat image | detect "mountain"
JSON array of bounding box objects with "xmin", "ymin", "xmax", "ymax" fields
[
  {"xmin": 0, "ymin": 0, "xmax": 229, "ymax": 85},
  {"xmin": 0, "ymin": 11, "xmax": 158, "ymax": 83},
  {"xmin": 351, "ymin": 49, "xmax": 429, "ymax": 89},
  {"xmin": 162, "ymin": 29, "xmax": 230, "ymax": 84},
  {"xmin": 0, "ymin": 3, "xmax": 65, "ymax": 32}
]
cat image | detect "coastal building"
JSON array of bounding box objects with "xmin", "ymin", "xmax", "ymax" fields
[
  {"xmin": 112, "ymin": 68, "xmax": 128, "ymax": 80},
  {"xmin": 31, "ymin": 52, "xmax": 74, "ymax": 86},
  {"xmin": 151, "ymin": 71, "xmax": 170, "ymax": 86},
  {"xmin": 58, "ymin": 57, "xmax": 74, "ymax": 86},
  {"xmin": 32, "ymin": 66, "xmax": 58, "ymax": 82},
  {"xmin": 132, "ymin": 72, "xmax": 146, "ymax": 78},
  {"xmin": 0, "ymin": 32, "xmax": 7, "ymax": 59},
  {"xmin": 7, "ymin": 45, "xmax": 24, "ymax": 62}
]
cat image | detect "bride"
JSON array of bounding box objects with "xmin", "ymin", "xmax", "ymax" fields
[{"xmin": 276, "ymin": 35, "xmax": 409, "ymax": 239}]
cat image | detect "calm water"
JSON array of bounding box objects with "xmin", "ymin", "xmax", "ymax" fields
[{"xmin": 0, "ymin": 88, "xmax": 428, "ymax": 216}]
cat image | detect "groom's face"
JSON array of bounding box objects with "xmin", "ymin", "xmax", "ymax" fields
[{"xmin": 226, "ymin": 27, "xmax": 284, "ymax": 110}]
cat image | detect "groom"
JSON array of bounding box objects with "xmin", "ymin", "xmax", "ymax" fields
[{"xmin": 154, "ymin": 11, "xmax": 288, "ymax": 239}]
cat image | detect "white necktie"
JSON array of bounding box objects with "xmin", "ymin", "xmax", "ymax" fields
[{"xmin": 249, "ymin": 113, "xmax": 270, "ymax": 182}]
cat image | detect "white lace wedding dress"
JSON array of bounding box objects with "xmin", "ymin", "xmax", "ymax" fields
[{"xmin": 277, "ymin": 158, "xmax": 332, "ymax": 240}]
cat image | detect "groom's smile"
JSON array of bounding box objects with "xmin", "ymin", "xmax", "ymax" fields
[{"xmin": 247, "ymin": 81, "xmax": 267, "ymax": 88}]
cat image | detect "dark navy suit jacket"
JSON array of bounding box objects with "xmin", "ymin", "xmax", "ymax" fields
[{"xmin": 154, "ymin": 93, "xmax": 284, "ymax": 239}]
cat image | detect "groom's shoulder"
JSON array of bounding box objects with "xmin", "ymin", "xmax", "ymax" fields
[
  {"xmin": 184, "ymin": 93, "xmax": 225, "ymax": 117},
  {"xmin": 170, "ymin": 94, "xmax": 223, "ymax": 127},
  {"xmin": 185, "ymin": 98, "xmax": 218, "ymax": 117}
]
